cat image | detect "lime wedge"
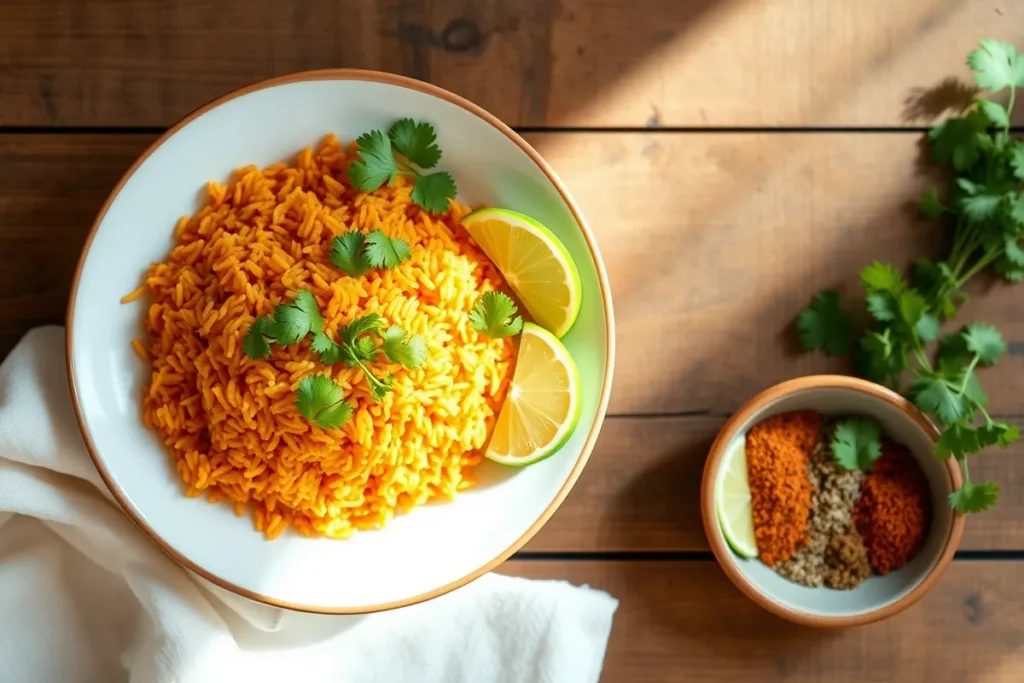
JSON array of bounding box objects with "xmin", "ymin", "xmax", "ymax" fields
[
  {"xmin": 485, "ymin": 323, "xmax": 581, "ymax": 466},
  {"xmin": 715, "ymin": 437, "xmax": 758, "ymax": 559},
  {"xmin": 462, "ymin": 208, "xmax": 582, "ymax": 338}
]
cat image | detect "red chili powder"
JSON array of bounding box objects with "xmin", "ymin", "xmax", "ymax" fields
[{"xmin": 854, "ymin": 441, "xmax": 932, "ymax": 575}]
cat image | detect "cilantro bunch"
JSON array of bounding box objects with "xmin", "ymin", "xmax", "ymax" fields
[
  {"xmin": 796, "ymin": 39, "xmax": 1024, "ymax": 514},
  {"xmin": 348, "ymin": 119, "xmax": 457, "ymax": 213}
]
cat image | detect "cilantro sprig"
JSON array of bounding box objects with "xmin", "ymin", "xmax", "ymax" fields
[
  {"xmin": 330, "ymin": 229, "xmax": 412, "ymax": 276},
  {"xmin": 469, "ymin": 292, "xmax": 524, "ymax": 339},
  {"xmin": 795, "ymin": 39, "xmax": 1024, "ymax": 515},
  {"xmin": 348, "ymin": 119, "xmax": 457, "ymax": 213},
  {"xmin": 312, "ymin": 313, "xmax": 427, "ymax": 402}
]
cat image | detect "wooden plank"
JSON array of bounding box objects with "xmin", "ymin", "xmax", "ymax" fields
[
  {"xmin": 2, "ymin": 0, "xmax": 1022, "ymax": 128},
  {"xmin": 4, "ymin": 132, "xmax": 1024, "ymax": 413},
  {"xmin": 525, "ymin": 415, "xmax": 1024, "ymax": 552},
  {"xmin": 501, "ymin": 559, "xmax": 1024, "ymax": 683}
]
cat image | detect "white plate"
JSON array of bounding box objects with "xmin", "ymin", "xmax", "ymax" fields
[{"xmin": 67, "ymin": 72, "xmax": 614, "ymax": 613}]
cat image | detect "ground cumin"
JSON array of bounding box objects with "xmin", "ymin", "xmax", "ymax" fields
[
  {"xmin": 746, "ymin": 411, "xmax": 819, "ymax": 566},
  {"xmin": 854, "ymin": 441, "xmax": 931, "ymax": 575}
]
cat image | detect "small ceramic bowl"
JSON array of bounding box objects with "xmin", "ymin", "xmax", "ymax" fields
[{"xmin": 701, "ymin": 375, "xmax": 964, "ymax": 627}]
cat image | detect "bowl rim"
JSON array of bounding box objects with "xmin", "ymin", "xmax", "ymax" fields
[
  {"xmin": 700, "ymin": 374, "xmax": 964, "ymax": 628},
  {"xmin": 64, "ymin": 69, "xmax": 616, "ymax": 614}
]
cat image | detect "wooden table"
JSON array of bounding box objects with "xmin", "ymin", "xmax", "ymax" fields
[{"xmin": 4, "ymin": 1, "xmax": 1024, "ymax": 680}]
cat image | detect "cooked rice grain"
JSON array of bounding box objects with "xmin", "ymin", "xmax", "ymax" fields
[{"xmin": 137, "ymin": 135, "xmax": 515, "ymax": 539}]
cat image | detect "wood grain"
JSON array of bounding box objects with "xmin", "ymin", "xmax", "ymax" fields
[
  {"xmin": 4, "ymin": 132, "xmax": 1024, "ymax": 414},
  {"xmin": 524, "ymin": 415, "xmax": 1024, "ymax": 552},
  {"xmin": 2, "ymin": 0, "xmax": 1021, "ymax": 128},
  {"xmin": 502, "ymin": 559, "xmax": 1024, "ymax": 683}
]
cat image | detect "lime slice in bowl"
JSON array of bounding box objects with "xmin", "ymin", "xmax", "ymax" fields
[
  {"xmin": 715, "ymin": 437, "xmax": 759, "ymax": 559},
  {"xmin": 485, "ymin": 323, "xmax": 582, "ymax": 466},
  {"xmin": 462, "ymin": 208, "xmax": 582, "ymax": 338}
]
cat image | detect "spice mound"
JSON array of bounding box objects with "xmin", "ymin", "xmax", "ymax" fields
[
  {"xmin": 742, "ymin": 410, "xmax": 931, "ymax": 590},
  {"xmin": 746, "ymin": 411, "xmax": 819, "ymax": 567},
  {"xmin": 855, "ymin": 442, "xmax": 932, "ymax": 575}
]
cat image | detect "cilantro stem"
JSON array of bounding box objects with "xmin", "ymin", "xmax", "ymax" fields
[
  {"xmin": 343, "ymin": 342, "xmax": 391, "ymax": 396},
  {"xmin": 1006, "ymin": 87, "xmax": 1016, "ymax": 137},
  {"xmin": 958, "ymin": 355, "xmax": 981, "ymax": 394},
  {"xmin": 913, "ymin": 347, "xmax": 932, "ymax": 372},
  {"xmin": 957, "ymin": 250, "xmax": 1001, "ymax": 288},
  {"xmin": 961, "ymin": 456, "xmax": 972, "ymax": 485},
  {"xmin": 979, "ymin": 404, "xmax": 995, "ymax": 427},
  {"xmin": 948, "ymin": 218, "xmax": 968, "ymax": 271},
  {"xmin": 395, "ymin": 160, "xmax": 422, "ymax": 178}
]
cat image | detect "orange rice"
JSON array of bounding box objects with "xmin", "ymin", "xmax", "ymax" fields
[{"xmin": 136, "ymin": 135, "xmax": 516, "ymax": 539}]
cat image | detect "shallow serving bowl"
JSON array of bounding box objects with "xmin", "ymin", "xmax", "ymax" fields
[
  {"xmin": 701, "ymin": 375, "xmax": 964, "ymax": 627},
  {"xmin": 66, "ymin": 71, "xmax": 614, "ymax": 613}
]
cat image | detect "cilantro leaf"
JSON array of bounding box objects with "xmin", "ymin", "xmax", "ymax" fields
[
  {"xmin": 1005, "ymin": 238, "xmax": 1024, "ymax": 266},
  {"xmin": 935, "ymin": 423, "xmax": 981, "ymax": 460},
  {"xmin": 967, "ymin": 40, "xmax": 1024, "ymax": 91},
  {"xmin": 959, "ymin": 187, "xmax": 1004, "ymax": 223},
  {"xmin": 977, "ymin": 98, "xmax": 1010, "ymax": 127},
  {"xmin": 963, "ymin": 323, "xmax": 1006, "ymax": 365},
  {"xmin": 310, "ymin": 331, "xmax": 345, "ymax": 365},
  {"xmin": 364, "ymin": 230, "xmax": 412, "ymax": 269},
  {"xmin": 995, "ymin": 254, "xmax": 1024, "ymax": 282},
  {"xmin": 272, "ymin": 290, "xmax": 324, "ymax": 345},
  {"xmin": 353, "ymin": 335, "xmax": 379, "ymax": 362},
  {"xmin": 977, "ymin": 421, "xmax": 1021, "ymax": 449},
  {"xmin": 382, "ymin": 325, "xmax": 428, "ymax": 368},
  {"xmin": 388, "ymin": 119, "xmax": 441, "ymax": 169},
  {"xmin": 469, "ymin": 291, "xmax": 524, "ymax": 339},
  {"xmin": 1010, "ymin": 141, "xmax": 1024, "ymax": 180},
  {"xmin": 919, "ymin": 187, "xmax": 944, "ymax": 219},
  {"xmin": 929, "ymin": 111, "xmax": 988, "ymax": 171},
  {"xmin": 949, "ymin": 481, "xmax": 1000, "ymax": 514},
  {"xmin": 913, "ymin": 259, "xmax": 960, "ymax": 319},
  {"xmin": 866, "ymin": 292, "xmax": 898, "ymax": 322},
  {"xmin": 296, "ymin": 375, "xmax": 354, "ymax": 430},
  {"xmin": 338, "ymin": 313, "xmax": 384, "ymax": 346},
  {"xmin": 897, "ymin": 289, "xmax": 930, "ymax": 337},
  {"xmin": 937, "ymin": 331, "xmax": 971, "ymax": 365},
  {"xmin": 857, "ymin": 329, "xmax": 904, "ymax": 386},
  {"xmin": 796, "ymin": 290, "xmax": 852, "ymax": 356},
  {"xmin": 330, "ymin": 232, "xmax": 372, "ymax": 276},
  {"xmin": 1011, "ymin": 194, "xmax": 1024, "ymax": 225},
  {"xmin": 831, "ymin": 418, "xmax": 883, "ymax": 471},
  {"xmin": 916, "ymin": 313, "xmax": 940, "ymax": 343},
  {"xmin": 911, "ymin": 375, "xmax": 966, "ymax": 426},
  {"xmin": 368, "ymin": 373, "xmax": 395, "ymax": 402},
  {"xmin": 861, "ymin": 262, "xmax": 905, "ymax": 293},
  {"xmin": 348, "ymin": 130, "xmax": 399, "ymax": 191},
  {"xmin": 411, "ymin": 172, "xmax": 457, "ymax": 214},
  {"xmin": 243, "ymin": 316, "xmax": 279, "ymax": 359}
]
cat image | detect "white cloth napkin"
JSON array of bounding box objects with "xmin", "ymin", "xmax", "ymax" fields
[{"xmin": 0, "ymin": 326, "xmax": 617, "ymax": 683}]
